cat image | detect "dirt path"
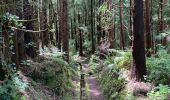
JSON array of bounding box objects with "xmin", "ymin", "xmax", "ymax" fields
[
  {"xmin": 88, "ymin": 76, "xmax": 104, "ymax": 100},
  {"xmin": 83, "ymin": 64, "xmax": 104, "ymax": 100}
]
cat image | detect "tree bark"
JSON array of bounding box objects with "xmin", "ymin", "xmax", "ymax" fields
[
  {"xmin": 158, "ymin": 0, "xmax": 164, "ymax": 33},
  {"xmin": 58, "ymin": 0, "xmax": 62, "ymax": 50},
  {"xmin": 23, "ymin": 0, "xmax": 37, "ymax": 58},
  {"xmin": 91, "ymin": 0, "xmax": 95, "ymax": 53},
  {"xmin": 61, "ymin": 0, "xmax": 69, "ymax": 62},
  {"xmin": 119, "ymin": 0, "xmax": 125, "ymax": 50},
  {"xmin": 78, "ymin": 14, "xmax": 83, "ymax": 56},
  {"xmin": 129, "ymin": 0, "xmax": 133, "ymax": 46},
  {"xmin": 131, "ymin": 0, "xmax": 146, "ymax": 81},
  {"xmin": 145, "ymin": 0, "xmax": 152, "ymax": 57}
]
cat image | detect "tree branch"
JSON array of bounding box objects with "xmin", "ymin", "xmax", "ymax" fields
[
  {"xmin": 9, "ymin": 26, "xmax": 48, "ymax": 33},
  {"xmin": 16, "ymin": 19, "xmax": 38, "ymax": 22}
]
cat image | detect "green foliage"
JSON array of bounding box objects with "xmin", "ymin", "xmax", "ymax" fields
[
  {"xmin": 0, "ymin": 74, "xmax": 27, "ymax": 100},
  {"xmin": 31, "ymin": 55, "xmax": 75, "ymax": 98},
  {"xmin": 97, "ymin": 2, "xmax": 113, "ymax": 29},
  {"xmin": 147, "ymin": 84, "xmax": 170, "ymax": 100},
  {"xmin": 69, "ymin": 39, "xmax": 77, "ymax": 55},
  {"xmin": 146, "ymin": 49, "xmax": 170, "ymax": 85},
  {"xmin": 99, "ymin": 66, "xmax": 125, "ymax": 100},
  {"xmin": 83, "ymin": 39, "xmax": 92, "ymax": 54},
  {"xmin": 118, "ymin": 90, "xmax": 135, "ymax": 100},
  {"xmin": 0, "ymin": 13, "xmax": 23, "ymax": 76},
  {"xmin": 88, "ymin": 55, "xmax": 100, "ymax": 73},
  {"xmin": 114, "ymin": 51, "xmax": 132, "ymax": 69}
]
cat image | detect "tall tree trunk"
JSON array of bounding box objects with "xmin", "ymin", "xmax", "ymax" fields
[
  {"xmin": 78, "ymin": 14, "xmax": 83, "ymax": 56},
  {"xmin": 61, "ymin": 0, "xmax": 69, "ymax": 62},
  {"xmin": 1, "ymin": 20, "xmax": 9, "ymax": 80},
  {"xmin": 158, "ymin": 0, "xmax": 164, "ymax": 33},
  {"xmin": 97, "ymin": 0, "xmax": 102, "ymax": 44},
  {"xmin": 74, "ymin": 8, "xmax": 78, "ymax": 51},
  {"xmin": 42, "ymin": 1, "xmax": 49, "ymax": 47},
  {"xmin": 23, "ymin": 0, "xmax": 37, "ymax": 58},
  {"xmin": 131, "ymin": 0, "xmax": 146, "ymax": 81},
  {"xmin": 108, "ymin": 0, "xmax": 114, "ymax": 48},
  {"xmin": 55, "ymin": 12, "xmax": 59, "ymax": 46},
  {"xmin": 91, "ymin": 0, "xmax": 95, "ymax": 53},
  {"xmin": 119, "ymin": 0, "xmax": 125, "ymax": 50},
  {"xmin": 145, "ymin": 0, "xmax": 152, "ymax": 57},
  {"xmin": 129, "ymin": 0, "xmax": 133, "ymax": 46},
  {"xmin": 58, "ymin": 0, "xmax": 62, "ymax": 50}
]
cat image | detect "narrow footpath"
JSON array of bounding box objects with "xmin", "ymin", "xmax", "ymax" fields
[{"xmin": 83, "ymin": 64, "xmax": 104, "ymax": 100}]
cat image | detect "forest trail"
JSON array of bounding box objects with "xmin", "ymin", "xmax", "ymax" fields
[{"xmin": 83, "ymin": 64, "xmax": 104, "ymax": 100}]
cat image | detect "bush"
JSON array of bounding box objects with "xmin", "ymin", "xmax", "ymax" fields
[
  {"xmin": 88, "ymin": 55, "xmax": 100, "ymax": 73},
  {"xmin": 147, "ymin": 84, "xmax": 170, "ymax": 100},
  {"xmin": 114, "ymin": 51, "xmax": 132, "ymax": 69},
  {"xmin": 0, "ymin": 74, "xmax": 27, "ymax": 100},
  {"xmin": 146, "ymin": 49, "xmax": 170, "ymax": 85},
  {"xmin": 99, "ymin": 66, "xmax": 125, "ymax": 100},
  {"xmin": 31, "ymin": 56, "xmax": 73, "ymax": 97}
]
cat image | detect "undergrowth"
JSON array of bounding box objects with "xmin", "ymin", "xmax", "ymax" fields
[
  {"xmin": 30, "ymin": 52, "xmax": 77, "ymax": 99},
  {"xmin": 96, "ymin": 50, "xmax": 131, "ymax": 99},
  {"xmin": 147, "ymin": 84, "xmax": 170, "ymax": 100},
  {"xmin": 0, "ymin": 73, "xmax": 27, "ymax": 100},
  {"xmin": 146, "ymin": 49, "xmax": 170, "ymax": 85}
]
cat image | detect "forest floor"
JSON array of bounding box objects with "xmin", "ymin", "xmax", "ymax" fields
[
  {"xmin": 82, "ymin": 63, "xmax": 104, "ymax": 100},
  {"xmin": 87, "ymin": 76, "xmax": 104, "ymax": 100}
]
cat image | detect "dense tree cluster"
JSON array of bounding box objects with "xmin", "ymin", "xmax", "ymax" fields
[{"xmin": 0, "ymin": 0, "xmax": 170, "ymax": 99}]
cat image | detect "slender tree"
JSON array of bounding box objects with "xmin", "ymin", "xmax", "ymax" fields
[
  {"xmin": 158, "ymin": 0, "xmax": 164, "ymax": 33},
  {"xmin": 91, "ymin": 0, "xmax": 95, "ymax": 53},
  {"xmin": 119, "ymin": 0, "xmax": 125, "ymax": 50},
  {"xmin": 61, "ymin": 0, "xmax": 69, "ymax": 62},
  {"xmin": 23, "ymin": 0, "xmax": 37, "ymax": 58},
  {"xmin": 58, "ymin": 0, "xmax": 62, "ymax": 50},
  {"xmin": 129, "ymin": 0, "xmax": 133, "ymax": 46},
  {"xmin": 78, "ymin": 13, "xmax": 83, "ymax": 56},
  {"xmin": 145, "ymin": 0, "xmax": 152, "ymax": 57}
]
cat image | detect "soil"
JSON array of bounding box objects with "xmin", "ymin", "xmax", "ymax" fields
[
  {"xmin": 83, "ymin": 64, "xmax": 104, "ymax": 100},
  {"xmin": 87, "ymin": 76, "xmax": 104, "ymax": 100}
]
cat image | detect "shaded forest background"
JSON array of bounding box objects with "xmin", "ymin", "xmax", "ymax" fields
[{"xmin": 0, "ymin": 0, "xmax": 170, "ymax": 100}]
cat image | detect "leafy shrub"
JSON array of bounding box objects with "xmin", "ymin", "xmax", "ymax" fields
[
  {"xmin": 105, "ymin": 50, "xmax": 132, "ymax": 70},
  {"xmin": 146, "ymin": 49, "xmax": 170, "ymax": 85},
  {"xmin": 31, "ymin": 56, "xmax": 74, "ymax": 98},
  {"xmin": 88, "ymin": 55, "xmax": 100, "ymax": 74},
  {"xmin": 0, "ymin": 74, "xmax": 27, "ymax": 100},
  {"xmin": 147, "ymin": 84, "xmax": 170, "ymax": 100},
  {"xmin": 118, "ymin": 90, "xmax": 135, "ymax": 100},
  {"xmin": 99, "ymin": 66, "xmax": 125, "ymax": 100},
  {"xmin": 114, "ymin": 51, "xmax": 132, "ymax": 69}
]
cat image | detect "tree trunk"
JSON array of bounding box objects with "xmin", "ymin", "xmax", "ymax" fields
[
  {"xmin": 158, "ymin": 0, "xmax": 164, "ymax": 33},
  {"xmin": 78, "ymin": 14, "xmax": 83, "ymax": 56},
  {"xmin": 119, "ymin": 0, "xmax": 125, "ymax": 50},
  {"xmin": 129, "ymin": 0, "xmax": 133, "ymax": 46},
  {"xmin": 131, "ymin": 0, "xmax": 146, "ymax": 81},
  {"xmin": 74, "ymin": 9, "xmax": 78, "ymax": 51},
  {"xmin": 145, "ymin": 0, "xmax": 152, "ymax": 57},
  {"xmin": 58, "ymin": 0, "xmax": 62, "ymax": 50},
  {"xmin": 91, "ymin": 0, "xmax": 95, "ymax": 53},
  {"xmin": 42, "ymin": 1, "xmax": 49, "ymax": 47},
  {"xmin": 61, "ymin": 0, "xmax": 69, "ymax": 62},
  {"xmin": 23, "ymin": 0, "xmax": 37, "ymax": 58}
]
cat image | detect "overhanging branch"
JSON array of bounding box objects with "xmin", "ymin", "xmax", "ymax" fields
[{"xmin": 9, "ymin": 26, "xmax": 48, "ymax": 33}]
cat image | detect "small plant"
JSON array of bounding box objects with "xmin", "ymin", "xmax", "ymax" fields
[
  {"xmin": 146, "ymin": 49, "xmax": 170, "ymax": 85},
  {"xmin": 0, "ymin": 74, "xmax": 27, "ymax": 100},
  {"xmin": 119, "ymin": 90, "xmax": 135, "ymax": 100},
  {"xmin": 147, "ymin": 84, "xmax": 170, "ymax": 100},
  {"xmin": 99, "ymin": 66, "xmax": 125, "ymax": 100},
  {"xmin": 114, "ymin": 51, "xmax": 132, "ymax": 69}
]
